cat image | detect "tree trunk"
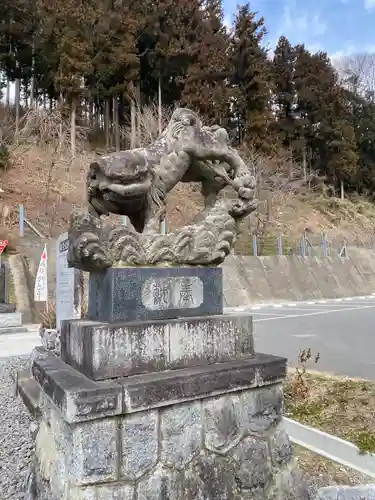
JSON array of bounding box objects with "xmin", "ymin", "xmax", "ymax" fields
[
  {"xmin": 30, "ymin": 76, "xmax": 35, "ymax": 108},
  {"xmin": 302, "ymin": 147, "xmax": 307, "ymax": 182},
  {"xmin": 6, "ymin": 78, "xmax": 10, "ymax": 107},
  {"xmin": 71, "ymin": 96, "xmax": 77, "ymax": 158},
  {"xmin": 113, "ymin": 97, "xmax": 120, "ymax": 152},
  {"xmin": 104, "ymin": 98, "xmax": 110, "ymax": 151},
  {"xmin": 158, "ymin": 77, "xmax": 162, "ymax": 135},
  {"xmin": 95, "ymin": 98, "xmax": 100, "ymax": 130},
  {"xmin": 89, "ymin": 99, "xmax": 94, "ymax": 129},
  {"xmin": 15, "ymin": 78, "xmax": 21, "ymax": 143},
  {"xmin": 136, "ymin": 80, "xmax": 141, "ymax": 147},
  {"xmin": 340, "ymin": 179, "xmax": 344, "ymax": 200},
  {"xmin": 29, "ymin": 39, "xmax": 35, "ymax": 108},
  {"xmin": 130, "ymin": 99, "xmax": 136, "ymax": 149},
  {"xmin": 24, "ymin": 83, "xmax": 28, "ymax": 108},
  {"xmin": 58, "ymin": 93, "xmax": 64, "ymax": 153}
]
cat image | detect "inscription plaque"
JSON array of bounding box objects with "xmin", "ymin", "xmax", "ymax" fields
[{"xmin": 141, "ymin": 277, "xmax": 203, "ymax": 310}]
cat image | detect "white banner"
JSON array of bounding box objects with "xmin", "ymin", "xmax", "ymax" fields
[{"xmin": 34, "ymin": 244, "xmax": 48, "ymax": 302}]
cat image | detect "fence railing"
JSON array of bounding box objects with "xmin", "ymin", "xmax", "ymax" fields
[
  {"xmin": 17, "ymin": 206, "xmax": 369, "ymax": 258},
  {"xmin": 18, "ymin": 204, "xmax": 46, "ymax": 239},
  {"xmin": 239, "ymin": 232, "xmax": 349, "ymax": 258}
]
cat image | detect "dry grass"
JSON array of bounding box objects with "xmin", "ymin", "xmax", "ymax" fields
[
  {"xmin": 285, "ymin": 355, "xmax": 375, "ymax": 486},
  {"xmin": 2, "ymin": 145, "xmax": 92, "ymax": 236},
  {"xmin": 294, "ymin": 445, "xmax": 373, "ymax": 489},
  {"xmin": 39, "ymin": 300, "xmax": 56, "ymax": 329},
  {"xmin": 121, "ymin": 102, "xmax": 174, "ymax": 147},
  {"xmin": 285, "ymin": 370, "xmax": 375, "ymax": 454}
]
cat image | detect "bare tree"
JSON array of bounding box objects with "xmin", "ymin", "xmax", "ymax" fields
[{"xmin": 335, "ymin": 52, "xmax": 375, "ymax": 101}]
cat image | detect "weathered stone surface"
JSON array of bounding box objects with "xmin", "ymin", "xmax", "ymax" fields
[
  {"xmin": 241, "ymin": 384, "xmax": 284, "ymax": 434},
  {"xmin": 16, "ymin": 374, "xmax": 41, "ymax": 418},
  {"xmin": 71, "ymin": 484, "xmax": 135, "ymax": 500},
  {"xmin": 181, "ymin": 453, "xmax": 239, "ymax": 499},
  {"xmin": 268, "ymin": 466, "xmax": 314, "ymax": 500},
  {"xmin": 34, "ymin": 419, "xmax": 64, "ymax": 497},
  {"xmin": 168, "ymin": 314, "xmax": 253, "ymax": 370},
  {"xmin": 70, "ymin": 418, "xmax": 118, "ymax": 485},
  {"xmin": 315, "ymin": 485, "xmax": 375, "ymax": 500},
  {"xmin": 136, "ymin": 465, "xmax": 176, "ymax": 500},
  {"xmin": 122, "ymin": 355, "xmax": 286, "ymax": 413},
  {"xmin": 160, "ymin": 402, "xmax": 201, "ymax": 469},
  {"xmin": 121, "ymin": 411, "xmax": 158, "ymax": 480},
  {"xmin": 231, "ymin": 437, "xmax": 272, "ymax": 489},
  {"xmin": 241, "ymin": 488, "xmax": 270, "ymax": 500},
  {"xmin": 61, "ymin": 318, "xmax": 168, "ymax": 379},
  {"xmin": 31, "ymin": 348, "xmax": 286, "ymax": 420},
  {"xmin": 60, "ymin": 314, "xmax": 253, "ymax": 380},
  {"xmin": 31, "ymin": 348, "xmax": 122, "ymax": 423},
  {"xmin": 270, "ymin": 423, "xmax": 293, "ymax": 467},
  {"xmin": 88, "ymin": 267, "xmax": 223, "ymax": 322},
  {"xmin": 203, "ymin": 394, "xmax": 243, "ymax": 454}
]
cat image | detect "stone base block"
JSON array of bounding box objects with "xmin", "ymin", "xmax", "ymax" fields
[
  {"xmin": 16, "ymin": 372, "xmax": 41, "ymax": 419},
  {"xmin": 0, "ymin": 311, "xmax": 22, "ymax": 328},
  {"xmin": 60, "ymin": 313, "xmax": 253, "ymax": 380},
  {"xmin": 88, "ymin": 266, "xmax": 223, "ymax": 322},
  {"xmin": 26, "ymin": 350, "xmax": 313, "ymax": 500},
  {"xmin": 30, "ymin": 347, "xmax": 284, "ymax": 423}
]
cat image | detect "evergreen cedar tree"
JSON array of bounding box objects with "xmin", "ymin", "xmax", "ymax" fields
[{"xmin": 0, "ymin": 0, "xmax": 374, "ymax": 195}]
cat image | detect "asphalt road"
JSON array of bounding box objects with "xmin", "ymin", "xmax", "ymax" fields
[
  {"xmin": 227, "ymin": 295, "xmax": 375, "ymax": 380},
  {"xmin": 2, "ymin": 295, "xmax": 375, "ymax": 380}
]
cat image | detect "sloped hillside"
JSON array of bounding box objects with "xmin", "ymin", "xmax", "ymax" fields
[{"xmin": 1, "ymin": 144, "xmax": 375, "ymax": 253}]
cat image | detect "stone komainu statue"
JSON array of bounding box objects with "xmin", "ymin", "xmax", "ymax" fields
[{"xmin": 68, "ymin": 108, "xmax": 257, "ymax": 270}]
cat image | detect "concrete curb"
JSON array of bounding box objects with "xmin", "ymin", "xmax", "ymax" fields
[{"xmin": 316, "ymin": 485, "xmax": 375, "ymax": 499}]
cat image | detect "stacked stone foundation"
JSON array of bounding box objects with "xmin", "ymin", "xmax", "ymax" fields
[{"xmin": 23, "ymin": 267, "xmax": 312, "ymax": 499}]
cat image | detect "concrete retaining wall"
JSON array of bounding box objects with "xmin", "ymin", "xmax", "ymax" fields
[
  {"xmin": 221, "ymin": 250, "xmax": 375, "ymax": 307},
  {"xmin": 18, "ymin": 236, "xmax": 375, "ymax": 311}
]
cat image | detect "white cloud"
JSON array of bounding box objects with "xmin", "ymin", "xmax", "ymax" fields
[
  {"xmin": 280, "ymin": 5, "xmax": 327, "ymax": 39},
  {"xmin": 267, "ymin": 2, "xmax": 326, "ymax": 53},
  {"xmin": 365, "ymin": 0, "xmax": 375, "ymax": 10},
  {"xmin": 223, "ymin": 15, "xmax": 232, "ymax": 31}
]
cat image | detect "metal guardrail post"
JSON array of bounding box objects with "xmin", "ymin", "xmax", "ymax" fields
[
  {"xmin": 19, "ymin": 204, "xmax": 25, "ymax": 237},
  {"xmin": 252, "ymin": 235, "xmax": 258, "ymax": 256},
  {"xmin": 277, "ymin": 235, "xmax": 283, "ymax": 256},
  {"xmin": 4, "ymin": 262, "xmax": 10, "ymax": 304},
  {"xmin": 322, "ymin": 233, "xmax": 328, "ymax": 257}
]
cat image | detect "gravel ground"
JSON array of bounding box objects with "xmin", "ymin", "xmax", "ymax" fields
[{"xmin": 0, "ymin": 356, "xmax": 34, "ymax": 500}]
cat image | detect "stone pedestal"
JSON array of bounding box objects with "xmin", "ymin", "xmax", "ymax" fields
[
  {"xmin": 88, "ymin": 267, "xmax": 223, "ymax": 322},
  {"xmin": 21, "ymin": 267, "xmax": 312, "ymax": 500}
]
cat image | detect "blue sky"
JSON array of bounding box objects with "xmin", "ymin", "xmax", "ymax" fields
[{"xmin": 223, "ymin": 0, "xmax": 375, "ymax": 58}]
